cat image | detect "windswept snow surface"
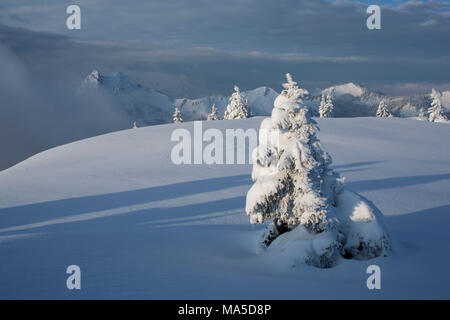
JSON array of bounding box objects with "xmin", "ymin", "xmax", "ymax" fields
[{"xmin": 0, "ymin": 117, "xmax": 449, "ymax": 299}]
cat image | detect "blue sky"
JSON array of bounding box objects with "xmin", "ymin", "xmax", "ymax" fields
[{"xmin": 0, "ymin": 0, "xmax": 449, "ymax": 97}]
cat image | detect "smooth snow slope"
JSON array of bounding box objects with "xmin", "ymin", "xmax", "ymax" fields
[{"xmin": 0, "ymin": 118, "xmax": 449, "ymax": 299}]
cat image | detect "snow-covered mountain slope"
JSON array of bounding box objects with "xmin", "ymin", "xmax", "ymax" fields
[
  {"xmin": 0, "ymin": 117, "xmax": 449, "ymax": 299},
  {"xmin": 175, "ymin": 86, "xmax": 278, "ymax": 120},
  {"xmin": 81, "ymin": 71, "xmax": 279, "ymax": 123},
  {"xmin": 441, "ymin": 90, "xmax": 450, "ymax": 111},
  {"xmin": 80, "ymin": 70, "xmax": 173, "ymax": 126},
  {"xmin": 312, "ymin": 82, "xmax": 386, "ymax": 117},
  {"xmin": 313, "ymin": 82, "xmax": 443, "ymax": 118},
  {"xmin": 322, "ymin": 82, "xmax": 366, "ymax": 98}
]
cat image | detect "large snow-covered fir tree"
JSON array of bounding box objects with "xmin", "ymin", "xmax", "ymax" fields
[
  {"xmin": 428, "ymin": 89, "xmax": 448, "ymax": 123},
  {"xmin": 246, "ymin": 73, "xmax": 390, "ymax": 268},
  {"xmin": 376, "ymin": 100, "xmax": 392, "ymax": 117},
  {"xmin": 319, "ymin": 94, "xmax": 334, "ymax": 118},
  {"xmin": 223, "ymin": 86, "xmax": 249, "ymax": 120},
  {"xmin": 247, "ymin": 73, "xmax": 335, "ymax": 234},
  {"xmin": 173, "ymin": 107, "xmax": 183, "ymax": 123},
  {"xmin": 207, "ymin": 104, "xmax": 219, "ymax": 121}
]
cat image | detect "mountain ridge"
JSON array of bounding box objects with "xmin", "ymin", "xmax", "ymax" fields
[{"xmin": 80, "ymin": 70, "xmax": 450, "ymax": 124}]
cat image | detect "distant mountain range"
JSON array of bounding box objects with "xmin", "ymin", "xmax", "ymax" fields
[
  {"xmin": 309, "ymin": 82, "xmax": 427, "ymax": 118},
  {"xmin": 80, "ymin": 70, "xmax": 450, "ymax": 126}
]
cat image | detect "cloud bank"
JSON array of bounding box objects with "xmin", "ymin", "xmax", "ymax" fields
[
  {"xmin": 0, "ymin": 1, "xmax": 449, "ymax": 97},
  {"xmin": 0, "ymin": 44, "xmax": 130, "ymax": 170}
]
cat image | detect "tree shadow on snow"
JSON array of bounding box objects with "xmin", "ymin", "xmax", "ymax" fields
[
  {"xmin": 347, "ymin": 173, "xmax": 450, "ymax": 192},
  {"xmin": 331, "ymin": 161, "xmax": 382, "ymax": 170},
  {"xmin": 0, "ymin": 175, "xmax": 251, "ymax": 233}
]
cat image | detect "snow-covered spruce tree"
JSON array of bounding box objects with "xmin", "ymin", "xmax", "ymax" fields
[
  {"xmin": 246, "ymin": 73, "xmax": 390, "ymax": 268},
  {"xmin": 173, "ymin": 107, "xmax": 183, "ymax": 123},
  {"xmin": 428, "ymin": 89, "xmax": 448, "ymax": 123},
  {"xmin": 319, "ymin": 94, "xmax": 334, "ymax": 118},
  {"xmin": 376, "ymin": 100, "xmax": 392, "ymax": 117},
  {"xmin": 207, "ymin": 104, "xmax": 219, "ymax": 120},
  {"xmin": 325, "ymin": 95, "xmax": 334, "ymax": 117},
  {"xmin": 318, "ymin": 94, "xmax": 327, "ymax": 118},
  {"xmin": 223, "ymin": 86, "xmax": 249, "ymax": 120}
]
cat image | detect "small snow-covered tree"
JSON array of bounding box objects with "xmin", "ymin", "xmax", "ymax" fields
[
  {"xmin": 418, "ymin": 107, "xmax": 426, "ymax": 119},
  {"xmin": 207, "ymin": 104, "xmax": 219, "ymax": 120},
  {"xmin": 376, "ymin": 100, "xmax": 392, "ymax": 117},
  {"xmin": 173, "ymin": 107, "xmax": 183, "ymax": 123},
  {"xmin": 325, "ymin": 95, "xmax": 334, "ymax": 117},
  {"xmin": 223, "ymin": 86, "xmax": 249, "ymax": 120},
  {"xmin": 318, "ymin": 94, "xmax": 327, "ymax": 118},
  {"xmin": 246, "ymin": 73, "xmax": 390, "ymax": 268},
  {"xmin": 319, "ymin": 94, "xmax": 334, "ymax": 118},
  {"xmin": 428, "ymin": 89, "xmax": 448, "ymax": 122}
]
